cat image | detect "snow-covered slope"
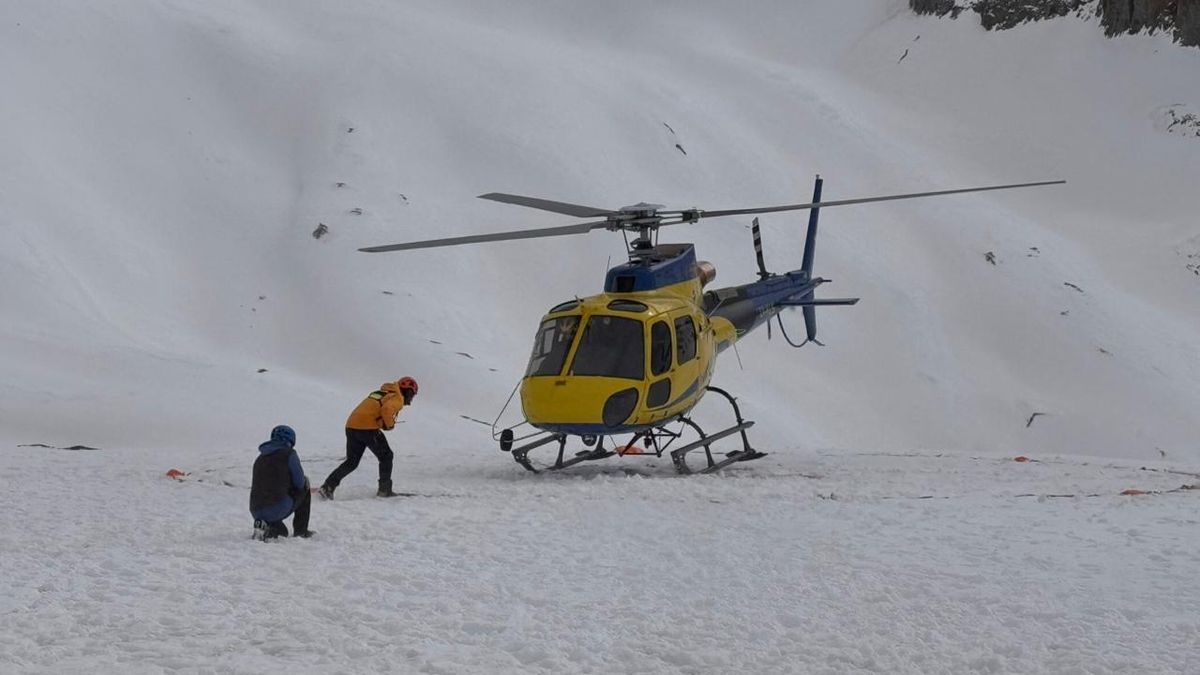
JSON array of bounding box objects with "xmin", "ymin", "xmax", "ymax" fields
[
  {"xmin": 3, "ymin": 3, "xmax": 1200, "ymax": 672},
  {"xmin": 2, "ymin": 1, "xmax": 1198, "ymax": 459}
]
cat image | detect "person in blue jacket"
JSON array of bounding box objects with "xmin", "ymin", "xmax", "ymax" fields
[{"xmin": 250, "ymin": 425, "xmax": 314, "ymax": 540}]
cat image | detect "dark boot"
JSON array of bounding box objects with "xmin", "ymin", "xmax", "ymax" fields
[
  {"xmin": 318, "ymin": 484, "xmax": 335, "ymax": 500},
  {"xmin": 262, "ymin": 521, "xmax": 289, "ymax": 540},
  {"xmin": 377, "ymin": 480, "xmax": 400, "ymax": 498}
]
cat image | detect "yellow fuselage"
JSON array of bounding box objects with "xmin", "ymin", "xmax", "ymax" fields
[{"xmin": 519, "ymin": 276, "xmax": 737, "ymax": 435}]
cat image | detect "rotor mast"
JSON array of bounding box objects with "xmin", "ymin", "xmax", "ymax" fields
[{"xmin": 617, "ymin": 203, "xmax": 666, "ymax": 257}]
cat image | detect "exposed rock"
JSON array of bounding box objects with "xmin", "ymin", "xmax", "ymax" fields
[
  {"xmin": 912, "ymin": 0, "xmax": 963, "ymax": 16},
  {"xmin": 974, "ymin": 0, "xmax": 1089, "ymax": 30},
  {"xmin": 910, "ymin": 0, "xmax": 1088, "ymax": 27},
  {"xmin": 911, "ymin": 0, "xmax": 1200, "ymax": 47},
  {"xmin": 1175, "ymin": 236, "xmax": 1200, "ymax": 277},
  {"xmin": 1181, "ymin": 0, "xmax": 1200, "ymax": 44},
  {"xmin": 1153, "ymin": 104, "xmax": 1200, "ymax": 138},
  {"xmin": 1098, "ymin": 0, "xmax": 1174, "ymax": 36}
]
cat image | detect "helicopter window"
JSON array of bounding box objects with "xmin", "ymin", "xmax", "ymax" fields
[
  {"xmin": 650, "ymin": 321, "xmax": 673, "ymax": 376},
  {"xmin": 607, "ymin": 299, "xmax": 648, "ymax": 313},
  {"xmin": 647, "ymin": 378, "xmax": 671, "ymax": 408},
  {"xmin": 675, "ymin": 316, "xmax": 697, "ymax": 363},
  {"xmin": 613, "ymin": 276, "xmax": 637, "ymax": 293},
  {"xmin": 569, "ymin": 315, "xmax": 645, "ymax": 380},
  {"xmin": 526, "ymin": 316, "xmax": 580, "ymax": 377}
]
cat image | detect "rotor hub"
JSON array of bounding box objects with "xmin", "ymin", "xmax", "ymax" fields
[{"xmin": 618, "ymin": 202, "xmax": 664, "ymax": 217}]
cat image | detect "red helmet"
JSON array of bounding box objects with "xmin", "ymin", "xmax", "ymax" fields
[{"xmin": 397, "ymin": 376, "xmax": 418, "ymax": 396}]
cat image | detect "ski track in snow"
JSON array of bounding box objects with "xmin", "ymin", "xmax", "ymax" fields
[{"xmin": 2, "ymin": 446, "xmax": 1197, "ymax": 674}]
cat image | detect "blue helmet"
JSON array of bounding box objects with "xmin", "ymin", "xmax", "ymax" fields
[{"xmin": 270, "ymin": 425, "xmax": 296, "ymax": 447}]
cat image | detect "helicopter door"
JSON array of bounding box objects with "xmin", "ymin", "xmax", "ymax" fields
[
  {"xmin": 669, "ymin": 313, "xmax": 702, "ymax": 410},
  {"xmin": 647, "ymin": 320, "xmax": 673, "ymax": 409}
]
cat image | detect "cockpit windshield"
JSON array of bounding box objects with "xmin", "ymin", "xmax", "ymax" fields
[
  {"xmin": 569, "ymin": 314, "xmax": 645, "ymax": 380},
  {"xmin": 526, "ymin": 315, "xmax": 580, "ymax": 377}
]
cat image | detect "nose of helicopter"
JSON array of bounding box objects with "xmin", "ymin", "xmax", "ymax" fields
[{"xmin": 520, "ymin": 376, "xmax": 643, "ymax": 430}]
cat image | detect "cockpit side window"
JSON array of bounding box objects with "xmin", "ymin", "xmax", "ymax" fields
[
  {"xmin": 526, "ymin": 315, "xmax": 580, "ymax": 377},
  {"xmin": 674, "ymin": 315, "xmax": 697, "ymax": 363},
  {"xmin": 650, "ymin": 320, "xmax": 673, "ymax": 376},
  {"xmin": 569, "ymin": 315, "xmax": 645, "ymax": 380}
]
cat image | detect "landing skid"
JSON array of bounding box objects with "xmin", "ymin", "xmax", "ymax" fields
[
  {"xmin": 504, "ymin": 432, "xmax": 614, "ymax": 474},
  {"xmin": 498, "ymin": 386, "xmax": 766, "ymax": 475},
  {"xmin": 667, "ymin": 387, "xmax": 766, "ymax": 474}
]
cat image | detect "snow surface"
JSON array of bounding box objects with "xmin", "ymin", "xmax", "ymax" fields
[
  {"xmin": 3, "ymin": 448, "xmax": 1199, "ymax": 673},
  {"xmin": 2, "ymin": 0, "xmax": 1199, "ymax": 672}
]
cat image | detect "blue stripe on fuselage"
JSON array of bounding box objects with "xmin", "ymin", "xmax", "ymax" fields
[{"xmin": 705, "ymin": 270, "xmax": 818, "ymax": 341}]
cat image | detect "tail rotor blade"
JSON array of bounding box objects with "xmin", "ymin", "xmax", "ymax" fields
[{"xmin": 751, "ymin": 217, "xmax": 769, "ymax": 279}]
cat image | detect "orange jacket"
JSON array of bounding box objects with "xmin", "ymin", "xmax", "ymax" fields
[{"xmin": 346, "ymin": 382, "xmax": 406, "ymax": 431}]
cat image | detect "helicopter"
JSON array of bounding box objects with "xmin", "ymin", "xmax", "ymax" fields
[{"xmin": 362, "ymin": 176, "xmax": 1064, "ymax": 474}]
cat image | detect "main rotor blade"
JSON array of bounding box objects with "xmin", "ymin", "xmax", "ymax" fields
[
  {"xmin": 359, "ymin": 220, "xmax": 609, "ymax": 253},
  {"xmin": 478, "ymin": 193, "xmax": 617, "ymax": 218},
  {"xmin": 701, "ymin": 180, "xmax": 1065, "ymax": 219}
]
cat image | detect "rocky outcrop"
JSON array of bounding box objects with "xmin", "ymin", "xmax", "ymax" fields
[
  {"xmin": 910, "ymin": 0, "xmax": 1089, "ymax": 28},
  {"xmin": 911, "ymin": 0, "xmax": 962, "ymax": 16},
  {"xmin": 974, "ymin": 1, "xmax": 1089, "ymax": 30},
  {"xmin": 1102, "ymin": 0, "xmax": 1200, "ymax": 45},
  {"xmin": 1181, "ymin": 1, "xmax": 1200, "ymax": 45},
  {"xmin": 910, "ymin": 0, "xmax": 1200, "ymax": 47},
  {"xmin": 1099, "ymin": 0, "xmax": 1173, "ymax": 35}
]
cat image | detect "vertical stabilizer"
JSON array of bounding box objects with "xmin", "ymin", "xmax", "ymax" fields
[
  {"xmin": 800, "ymin": 175, "xmax": 822, "ymax": 277},
  {"xmin": 801, "ymin": 175, "xmax": 822, "ymax": 342}
]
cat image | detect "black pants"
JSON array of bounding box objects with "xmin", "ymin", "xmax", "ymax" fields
[
  {"xmin": 264, "ymin": 484, "xmax": 310, "ymax": 537},
  {"xmin": 324, "ymin": 428, "xmax": 394, "ymax": 490},
  {"xmin": 288, "ymin": 486, "xmax": 311, "ymax": 533}
]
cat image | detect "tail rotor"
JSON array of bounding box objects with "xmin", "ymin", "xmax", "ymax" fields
[{"xmin": 751, "ymin": 218, "xmax": 770, "ymax": 280}]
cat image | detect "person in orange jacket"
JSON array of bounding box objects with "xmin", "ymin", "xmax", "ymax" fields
[{"xmin": 319, "ymin": 377, "xmax": 418, "ymax": 499}]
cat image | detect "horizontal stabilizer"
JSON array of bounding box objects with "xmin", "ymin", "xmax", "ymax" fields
[{"xmin": 778, "ymin": 298, "xmax": 860, "ymax": 307}]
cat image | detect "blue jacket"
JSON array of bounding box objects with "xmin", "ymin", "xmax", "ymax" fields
[{"xmin": 249, "ymin": 438, "xmax": 307, "ymax": 522}]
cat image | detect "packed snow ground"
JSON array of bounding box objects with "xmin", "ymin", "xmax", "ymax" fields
[
  {"xmin": 3, "ymin": 0, "xmax": 1200, "ymax": 672},
  {"xmin": 3, "ymin": 447, "xmax": 1198, "ymax": 674}
]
